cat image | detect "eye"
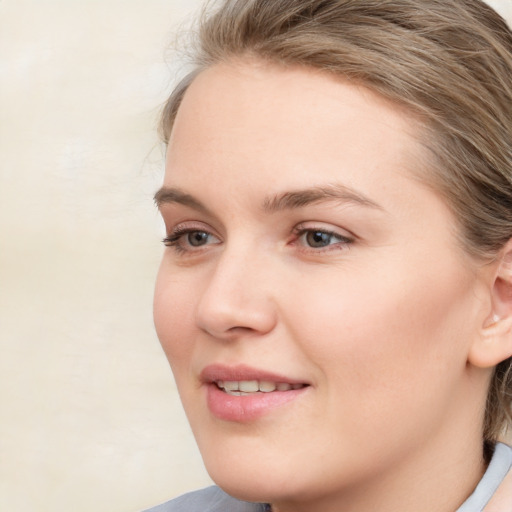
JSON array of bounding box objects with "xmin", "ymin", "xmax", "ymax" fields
[
  {"xmin": 163, "ymin": 226, "xmax": 220, "ymax": 253},
  {"xmin": 184, "ymin": 231, "xmax": 211, "ymax": 247},
  {"xmin": 292, "ymin": 225, "xmax": 353, "ymax": 252},
  {"xmin": 303, "ymin": 230, "xmax": 339, "ymax": 248}
]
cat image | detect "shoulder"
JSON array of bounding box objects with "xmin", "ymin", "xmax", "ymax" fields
[{"xmin": 142, "ymin": 486, "xmax": 267, "ymax": 512}]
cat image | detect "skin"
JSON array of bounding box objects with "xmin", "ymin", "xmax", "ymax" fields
[{"xmin": 153, "ymin": 60, "xmax": 500, "ymax": 512}]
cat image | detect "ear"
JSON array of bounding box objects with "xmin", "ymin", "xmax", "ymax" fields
[{"xmin": 468, "ymin": 239, "xmax": 512, "ymax": 369}]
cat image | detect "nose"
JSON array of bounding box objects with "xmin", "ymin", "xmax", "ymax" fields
[{"xmin": 195, "ymin": 247, "xmax": 278, "ymax": 340}]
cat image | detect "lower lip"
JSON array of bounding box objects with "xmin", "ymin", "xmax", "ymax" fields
[{"xmin": 206, "ymin": 383, "xmax": 307, "ymax": 422}]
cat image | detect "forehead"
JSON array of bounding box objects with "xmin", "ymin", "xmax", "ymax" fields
[
  {"xmin": 172, "ymin": 60, "xmax": 419, "ymax": 140},
  {"xmin": 164, "ymin": 60, "xmax": 455, "ymax": 235},
  {"xmin": 167, "ymin": 60, "xmax": 425, "ymax": 189}
]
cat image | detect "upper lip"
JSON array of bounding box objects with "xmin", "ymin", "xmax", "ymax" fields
[{"xmin": 200, "ymin": 363, "xmax": 309, "ymax": 385}]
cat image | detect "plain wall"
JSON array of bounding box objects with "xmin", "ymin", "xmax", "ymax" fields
[{"xmin": 1, "ymin": 1, "xmax": 511, "ymax": 511}]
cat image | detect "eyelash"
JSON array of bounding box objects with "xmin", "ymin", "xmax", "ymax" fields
[{"xmin": 162, "ymin": 224, "xmax": 354, "ymax": 255}]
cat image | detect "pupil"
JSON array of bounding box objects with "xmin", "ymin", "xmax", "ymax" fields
[
  {"xmin": 307, "ymin": 231, "xmax": 330, "ymax": 247},
  {"xmin": 188, "ymin": 231, "xmax": 208, "ymax": 246}
]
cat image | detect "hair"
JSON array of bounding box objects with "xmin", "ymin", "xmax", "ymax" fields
[{"xmin": 160, "ymin": 0, "xmax": 512, "ymax": 443}]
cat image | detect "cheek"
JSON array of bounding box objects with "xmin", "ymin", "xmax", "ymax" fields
[
  {"xmin": 284, "ymin": 259, "xmax": 477, "ymax": 414},
  {"xmin": 153, "ymin": 263, "xmax": 197, "ymax": 374}
]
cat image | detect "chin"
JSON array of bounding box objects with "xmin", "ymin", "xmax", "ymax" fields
[
  {"xmin": 199, "ymin": 442, "xmax": 298, "ymax": 503},
  {"xmin": 209, "ymin": 466, "xmax": 298, "ymax": 505},
  {"xmin": 200, "ymin": 439, "xmax": 340, "ymax": 507}
]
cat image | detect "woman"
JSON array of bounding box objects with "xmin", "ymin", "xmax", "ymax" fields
[{"xmin": 148, "ymin": 0, "xmax": 512, "ymax": 510}]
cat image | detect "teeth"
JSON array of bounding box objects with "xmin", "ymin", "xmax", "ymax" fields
[
  {"xmin": 239, "ymin": 380, "xmax": 259, "ymax": 392},
  {"xmin": 223, "ymin": 381, "xmax": 239, "ymax": 392},
  {"xmin": 216, "ymin": 380, "xmax": 304, "ymax": 395},
  {"xmin": 259, "ymin": 381, "xmax": 277, "ymax": 393}
]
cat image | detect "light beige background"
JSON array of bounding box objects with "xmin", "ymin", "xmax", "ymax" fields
[{"xmin": 1, "ymin": 1, "xmax": 511, "ymax": 511}]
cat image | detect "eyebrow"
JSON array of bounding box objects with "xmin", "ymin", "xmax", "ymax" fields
[
  {"xmin": 154, "ymin": 187, "xmax": 211, "ymax": 214},
  {"xmin": 154, "ymin": 184, "xmax": 383, "ymax": 213},
  {"xmin": 262, "ymin": 184, "xmax": 383, "ymax": 212}
]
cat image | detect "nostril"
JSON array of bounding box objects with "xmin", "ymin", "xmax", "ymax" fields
[
  {"xmin": 226, "ymin": 325, "xmax": 258, "ymax": 334},
  {"xmin": 201, "ymin": 324, "xmax": 263, "ymax": 341}
]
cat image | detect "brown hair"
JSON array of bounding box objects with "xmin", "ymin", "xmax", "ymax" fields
[{"xmin": 160, "ymin": 0, "xmax": 512, "ymax": 442}]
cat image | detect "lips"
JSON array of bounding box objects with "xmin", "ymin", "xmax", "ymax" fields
[
  {"xmin": 200, "ymin": 363, "xmax": 308, "ymax": 385},
  {"xmin": 200, "ymin": 364, "xmax": 310, "ymax": 422}
]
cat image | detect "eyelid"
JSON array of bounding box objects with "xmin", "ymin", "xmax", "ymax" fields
[
  {"xmin": 167, "ymin": 219, "xmax": 218, "ymax": 233},
  {"xmin": 292, "ymin": 222, "xmax": 355, "ymax": 240}
]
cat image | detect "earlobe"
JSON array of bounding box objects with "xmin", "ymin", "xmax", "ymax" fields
[{"xmin": 468, "ymin": 240, "xmax": 512, "ymax": 369}]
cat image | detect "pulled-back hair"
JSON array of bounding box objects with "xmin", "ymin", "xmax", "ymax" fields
[{"xmin": 160, "ymin": 0, "xmax": 512, "ymax": 442}]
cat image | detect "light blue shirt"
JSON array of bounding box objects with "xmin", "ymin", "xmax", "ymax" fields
[{"xmin": 144, "ymin": 442, "xmax": 512, "ymax": 512}]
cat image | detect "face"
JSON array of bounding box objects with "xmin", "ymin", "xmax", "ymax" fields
[{"xmin": 154, "ymin": 61, "xmax": 490, "ymax": 509}]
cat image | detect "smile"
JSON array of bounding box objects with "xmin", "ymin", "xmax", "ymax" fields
[
  {"xmin": 200, "ymin": 365, "xmax": 310, "ymax": 422},
  {"xmin": 215, "ymin": 380, "xmax": 307, "ymax": 395}
]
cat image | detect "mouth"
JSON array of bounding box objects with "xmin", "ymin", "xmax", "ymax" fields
[
  {"xmin": 201, "ymin": 364, "xmax": 310, "ymax": 421},
  {"xmin": 215, "ymin": 380, "xmax": 307, "ymax": 396}
]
